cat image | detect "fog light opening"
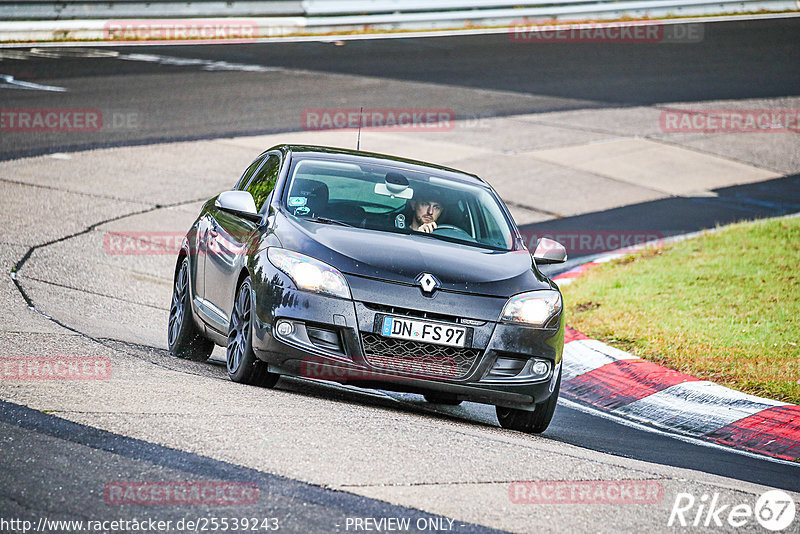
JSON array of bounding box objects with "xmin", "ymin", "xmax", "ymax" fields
[
  {"xmin": 532, "ymin": 360, "xmax": 550, "ymax": 378},
  {"xmin": 276, "ymin": 320, "xmax": 294, "ymax": 337}
]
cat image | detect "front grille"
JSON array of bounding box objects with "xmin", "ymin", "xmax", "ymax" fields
[
  {"xmin": 362, "ymin": 302, "xmax": 466, "ymax": 324},
  {"xmin": 361, "ymin": 333, "xmax": 482, "ymax": 379}
]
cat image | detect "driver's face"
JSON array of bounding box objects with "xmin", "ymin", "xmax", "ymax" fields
[{"xmin": 413, "ymin": 200, "xmax": 443, "ymax": 226}]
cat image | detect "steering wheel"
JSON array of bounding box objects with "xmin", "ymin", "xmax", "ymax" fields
[{"xmin": 432, "ymin": 224, "xmax": 471, "ymax": 237}]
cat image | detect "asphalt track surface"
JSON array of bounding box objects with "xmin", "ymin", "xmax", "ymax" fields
[
  {"xmin": 0, "ymin": 401, "xmax": 498, "ymax": 533},
  {"xmin": 2, "ymin": 17, "xmax": 800, "ymax": 160},
  {"xmin": 2, "ymin": 16, "xmax": 800, "ymax": 532}
]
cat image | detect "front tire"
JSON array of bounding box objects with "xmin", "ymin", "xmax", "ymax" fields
[
  {"xmin": 496, "ymin": 366, "xmax": 561, "ymax": 434},
  {"xmin": 226, "ymin": 277, "xmax": 279, "ymax": 388},
  {"xmin": 168, "ymin": 257, "xmax": 214, "ymax": 361}
]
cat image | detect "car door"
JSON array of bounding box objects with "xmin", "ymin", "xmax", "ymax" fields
[
  {"xmin": 203, "ymin": 152, "xmax": 281, "ymax": 333},
  {"xmin": 193, "ymin": 154, "xmax": 264, "ymax": 309}
]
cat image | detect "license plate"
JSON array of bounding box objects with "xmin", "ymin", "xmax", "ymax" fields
[{"xmin": 380, "ymin": 316, "xmax": 466, "ymax": 348}]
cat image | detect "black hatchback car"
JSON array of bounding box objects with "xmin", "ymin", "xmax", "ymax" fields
[{"xmin": 168, "ymin": 145, "xmax": 567, "ymax": 433}]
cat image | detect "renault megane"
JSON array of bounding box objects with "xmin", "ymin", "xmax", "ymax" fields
[{"xmin": 168, "ymin": 144, "xmax": 567, "ymax": 433}]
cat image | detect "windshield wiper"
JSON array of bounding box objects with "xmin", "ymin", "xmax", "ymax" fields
[
  {"xmin": 407, "ymin": 229, "xmax": 502, "ymax": 251},
  {"xmin": 306, "ymin": 217, "xmax": 355, "ymax": 228}
]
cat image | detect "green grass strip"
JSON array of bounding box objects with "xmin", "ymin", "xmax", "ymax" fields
[{"xmin": 562, "ymin": 216, "xmax": 800, "ymax": 404}]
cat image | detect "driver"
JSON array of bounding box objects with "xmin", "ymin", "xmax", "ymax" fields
[{"xmin": 409, "ymin": 187, "xmax": 445, "ymax": 233}]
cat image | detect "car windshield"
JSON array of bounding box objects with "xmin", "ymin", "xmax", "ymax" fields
[{"xmin": 282, "ymin": 156, "xmax": 516, "ymax": 251}]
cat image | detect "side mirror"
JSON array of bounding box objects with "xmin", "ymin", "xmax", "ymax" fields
[
  {"xmin": 533, "ymin": 238, "xmax": 567, "ymax": 264},
  {"xmin": 215, "ymin": 191, "xmax": 261, "ymax": 222}
]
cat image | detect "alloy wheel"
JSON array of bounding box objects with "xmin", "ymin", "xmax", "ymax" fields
[
  {"xmin": 227, "ymin": 282, "xmax": 252, "ymax": 374},
  {"xmin": 168, "ymin": 260, "xmax": 188, "ymax": 347}
]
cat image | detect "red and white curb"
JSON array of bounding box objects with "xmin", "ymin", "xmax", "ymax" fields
[{"xmin": 554, "ymin": 240, "xmax": 800, "ymax": 462}]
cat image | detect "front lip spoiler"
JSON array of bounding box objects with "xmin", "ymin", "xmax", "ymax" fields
[{"xmin": 270, "ymin": 359, "xmax": 535, "ymax": 407}]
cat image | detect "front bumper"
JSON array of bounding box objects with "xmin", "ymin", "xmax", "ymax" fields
[{"xmin": 250, "ymin": 272, "xmax": 564, "ymax": 410}]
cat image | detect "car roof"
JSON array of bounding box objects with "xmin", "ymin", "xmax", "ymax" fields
[{"xmin": 269, "ymin": 144, "xmax": 487, "ymax": 187}]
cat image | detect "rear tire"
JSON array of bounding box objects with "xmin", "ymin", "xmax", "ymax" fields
[
  {"xmin": 168, "ymin": 257, "xmax": 214, "ymax": 362},
  {"xmin": 496, "ymin": 366, "xmax": 561, "ymax": 434},
  {"xmin": 423, "ymin": 393, "xmax": 463, "ymax": 406},
  {"xmin": 226, "ymin": 277, "xmax": 279, "ymax": 388}
]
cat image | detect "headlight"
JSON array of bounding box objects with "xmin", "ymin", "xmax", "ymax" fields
[
  {"xmin": 267, "ymin": 248, "xmax": 351, "ymax": 299},
  {"xmin": 500, "ymin": 290, "xmax": 562, "ymax": 326}
]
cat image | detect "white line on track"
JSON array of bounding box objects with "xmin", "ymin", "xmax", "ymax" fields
[
  {"xmin": 0, "ymin": 48, "xmax": 284, "ymax": 73},
  {"xmin": 116, "ymin": 52, "xmax": 284, "ymax": 72},
  {"xmin": 0, "ymin": 73, "xmax": 66, "ymax": 91}
]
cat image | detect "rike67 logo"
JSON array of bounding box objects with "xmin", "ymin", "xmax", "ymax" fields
[{"xmin": 669, "ymin": 490, "xmax": 796, "ymax": 531}]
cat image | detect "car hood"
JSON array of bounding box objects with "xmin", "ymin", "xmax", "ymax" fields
[{"xmin": 274, "ymin": 214, "xmax": 551, "ymax": 297}]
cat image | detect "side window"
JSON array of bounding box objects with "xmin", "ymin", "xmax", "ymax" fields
[
  {"xmin": 247, "ymin": 154, "xmax": 280, "ymax": 211},
  {"xmin": 236, "ymin": 156, "xmax": 265, "ymax": 191}
]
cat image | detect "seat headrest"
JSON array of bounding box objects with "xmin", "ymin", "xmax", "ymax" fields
[
  {"xmin": 290, "ymin": 178, "xmax": 329, "ymax": 217},
  {"xmin": 292, "ymin": 179, "xmax": 329, "ymax": 202}
]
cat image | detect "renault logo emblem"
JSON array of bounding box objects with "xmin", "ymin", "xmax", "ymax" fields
[{"xmin": 417, "ymin": 273, "xmax": 439, "ymax": 295}]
